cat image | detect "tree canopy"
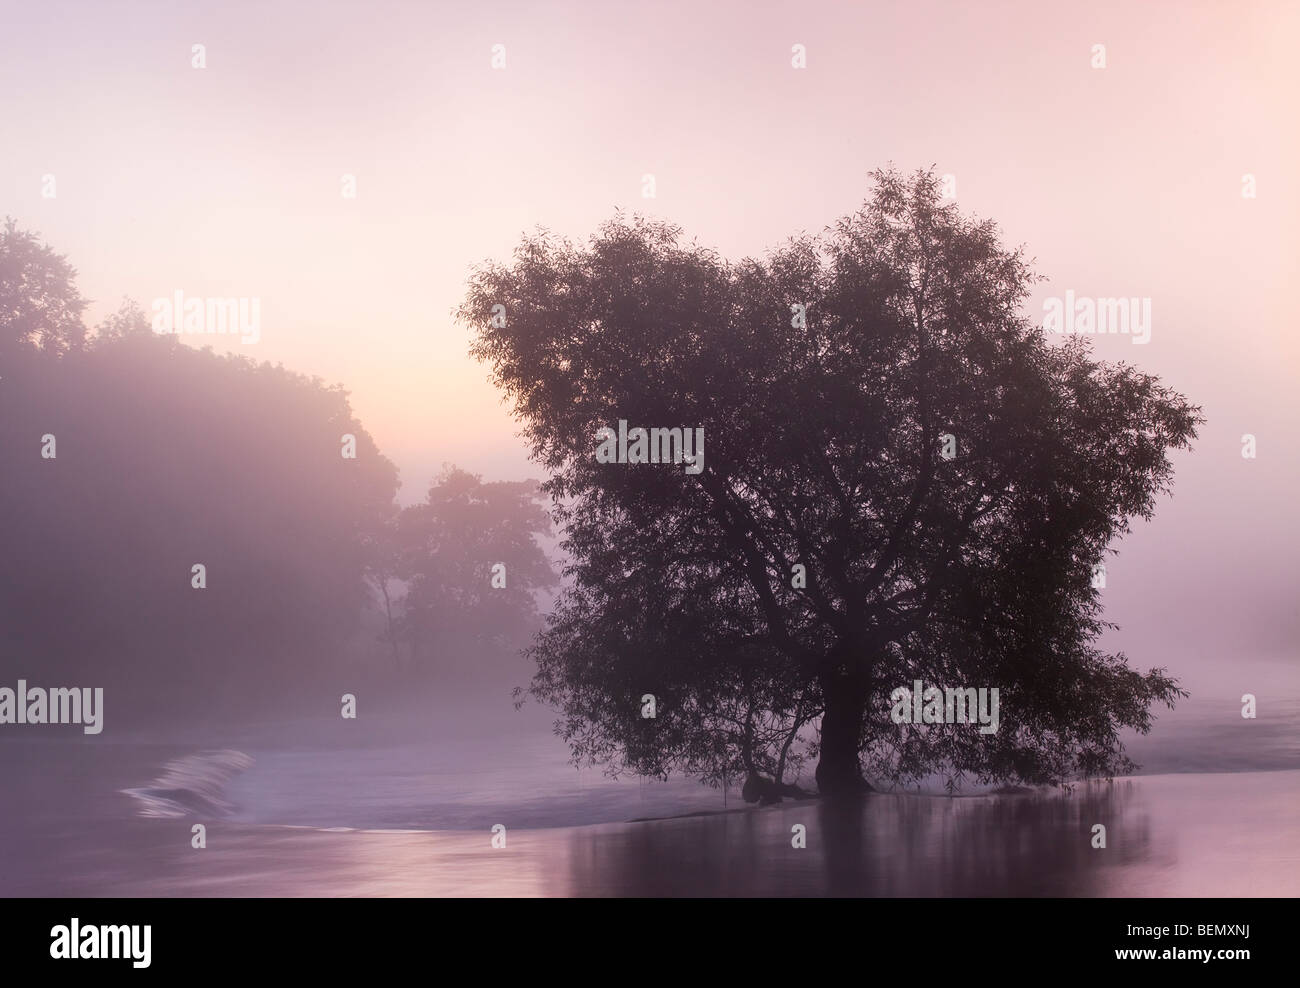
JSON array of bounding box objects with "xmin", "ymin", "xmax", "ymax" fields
[{"xmin": 0, "ymin": 217, "xmax": 87, "ymax": 361}]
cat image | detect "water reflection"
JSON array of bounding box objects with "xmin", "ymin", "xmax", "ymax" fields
[{"xmin": 564, "ymin": 783, "xmax": 1157, "ymax": 896}]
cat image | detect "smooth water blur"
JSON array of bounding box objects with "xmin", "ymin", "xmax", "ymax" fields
[
  {"xmin": 1, "ymin": 694, "xmax": 1297, "ymax": 896},
  {"xmin": 3, "ymin": 767, "xmax": 1297, "ymax": 897}
]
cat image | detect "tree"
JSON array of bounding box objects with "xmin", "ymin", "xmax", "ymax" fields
[
  {"xmin": 461, "ymin": 167, "xmax": 1202, "ymax": 797},
  {"xmin": 387, "ymin": 466, "xmax": 558, "ymax": 682},
  {"xmin": 0, "ymin": 294, "xmax": 401, "ymax": 720},
  {"xmin": 0, "ymin": 217, "xmax": 87, "ymax": 361},
  {"xmin": 91, "ymin": 297, "xmax": 154, "ymax": 344}
]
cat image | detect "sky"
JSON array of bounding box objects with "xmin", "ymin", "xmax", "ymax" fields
[{"xmin": 2, "ymin": 0, "xmax": 1297, "ymax": 694}]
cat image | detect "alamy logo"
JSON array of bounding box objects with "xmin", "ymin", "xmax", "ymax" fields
[
  {"xmin": 50, "ymin": 919, "xmax": 151, "ymax": 968},
  {"xmin": 0, "ymin": 680, "xmax": 103, "ymax": 734},
  {"xmin": 595, "ymin": 419, "xmax": 705, "ymax": 475},
  {"xmin": 151, "ymin": 290, "xmax": 261, "ymax": 344},
  {"xmin": 1043, "ymin": 290, "xmax": 1150, "ymax": 344},
  {"xmin": 890, "ymin": 680, "xmax": 1000, "ymax": 734}
]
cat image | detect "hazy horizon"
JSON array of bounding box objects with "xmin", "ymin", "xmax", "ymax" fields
[{"xmin": 5, "ymin": 0, "xmax": 1296, "ymax": 699}]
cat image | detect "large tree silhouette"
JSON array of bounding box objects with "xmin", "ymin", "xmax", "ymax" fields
[{"xmin": 462, "ymin": 168, "xmax": 1201, "ymax": 797}]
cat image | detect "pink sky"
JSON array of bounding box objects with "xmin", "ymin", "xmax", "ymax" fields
[{"xmin": 2, "ymin": 0, "xmax": 1297, "ymax": 692}]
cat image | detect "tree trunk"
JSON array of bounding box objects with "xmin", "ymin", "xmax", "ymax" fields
[
  {"xmin": 816, "ymin": 670, "xmax": 872, "ymax": 795},
  {"xmin": 377, "ymin": 576, "xmax": 401, "ymax": 668}
]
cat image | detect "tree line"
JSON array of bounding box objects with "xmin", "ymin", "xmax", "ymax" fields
[{"xmin": 0, "ymin": 218, "xmax": 555, "ymax": 724}]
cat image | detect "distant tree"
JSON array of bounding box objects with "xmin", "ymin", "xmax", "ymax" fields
[
  {"xmin": 0, "ymin": 217, "xmax": 87, "ymax": 360},
  {"xmin": 91, "ymin": 297, "xmax": 153, "ymax": 344},
  {"xmin": 0, "ymin": 290, "xmax": 400, "ymax": 719},
  {"xmin": 388, "ymin": 466, "xmax": 557, "ymax": 680},
  {"xmin": 462, "ymin": 167, "xmax": 1202, "ymax": 797}
]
